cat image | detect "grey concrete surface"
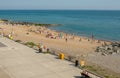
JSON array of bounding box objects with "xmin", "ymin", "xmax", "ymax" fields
[
  {"xmin": 0, "ymin": 42, "xmax": 6, "ymax": 47},
  {"xmin": 0, "ymin": 37, "xmax": 100, "ymax": 78}
]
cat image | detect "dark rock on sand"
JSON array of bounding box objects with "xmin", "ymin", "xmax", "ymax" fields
[{"xmin": 95, "ymin": 42, "xmax": 120, "ymax": 55}]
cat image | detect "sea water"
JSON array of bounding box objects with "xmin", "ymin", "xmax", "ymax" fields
[{"xmin": 0, "ymin": 10, "xmax": 120, "ymax": 41}]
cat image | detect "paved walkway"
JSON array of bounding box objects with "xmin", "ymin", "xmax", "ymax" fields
[{"xmin": 0, "ymin": 37, "xmax": 100, "ymax": 78}]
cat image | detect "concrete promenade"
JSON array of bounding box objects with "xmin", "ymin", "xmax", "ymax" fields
[{"xmin": 0, "ymin": 37, "xmax": 100, "ymax": 78}]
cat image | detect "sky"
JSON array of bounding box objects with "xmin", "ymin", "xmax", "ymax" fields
[{"xmin": 0, "ymin": 0, "xmax": 120, "ymax": 10}]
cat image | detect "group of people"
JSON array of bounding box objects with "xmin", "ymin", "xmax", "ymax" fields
[
  {"xmin": 37, "ymin": 43, "xmax": 48, "ymax": 53},
  {"xmin": 26, "ymin": 26, "xmax": 109, "ymax": 46}
]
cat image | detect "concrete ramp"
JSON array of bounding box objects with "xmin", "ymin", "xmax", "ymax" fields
[
  {"xmin": 0, "ymin": 37, "xmax": 100, "ymax": 78},
  {"xmin": 0, "ymin": 42, "xmax": 7, "ymax": 47}
]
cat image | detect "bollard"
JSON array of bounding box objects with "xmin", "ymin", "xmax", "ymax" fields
[
  {"xmin": 47, "ymin": 48, "xmax": 49, "ymax": 52},
  {"xmin": 39, "ymin": 48, "xmax": 42, "ymax": 53},
  {"xmin": 59, "ymin": 53, "xmax": 64, "ymax": 60},
  {"xmin": 75, "ymin": 60, "xmax": 79, "ymax": 67},
  {"xmin": 80, "ymin": 60, "xmax": 85, "ymax": 67},
  {"xmin": 10, "ymin": 36, "xmax": 13, "ymax": 40}
]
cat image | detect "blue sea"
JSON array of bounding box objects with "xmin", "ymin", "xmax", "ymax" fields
[{"xmin": 0, "ymin": 10, "xmax": 120, "ymax": 41}]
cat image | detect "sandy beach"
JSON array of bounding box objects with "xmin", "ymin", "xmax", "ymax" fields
[{"xmin": 0, "ymin": 21, "xmax": 108, "ymax": 56}]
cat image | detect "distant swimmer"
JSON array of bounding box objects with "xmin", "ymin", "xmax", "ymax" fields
[
  {"xmin": 91, "ymin": 34, "xmax": 94, "ymax": 39},
  {"xmin": 91, "ymin": 34, "xmax": 95, "ymax": 43}
]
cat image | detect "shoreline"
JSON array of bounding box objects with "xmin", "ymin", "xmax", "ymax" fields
[
  {"xmin": 49, "ymin": 28, "xmax": 115, "ymax": 43},
  {"xmin": 49, "ymin": 26, "xmax": 118, "ymax": 43}
]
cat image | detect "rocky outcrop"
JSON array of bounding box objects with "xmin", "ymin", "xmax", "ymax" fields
[
  {"xmin": 95, "ymin": 42, "xmax": 120, "ymax": 55},
  {"xmin": 0, "ymin": 18, "xmax": 61, "ymax": 27}
]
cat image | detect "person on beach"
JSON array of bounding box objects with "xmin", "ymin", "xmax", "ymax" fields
[
  {"xmin": 88, "ymin": 38, "xmax": 90, "ymax": 41},
  {"xmin": 59, "ymin": 32, "xmax": 63, "ymax": 38},
  {"xmin": 37, "ymin": 43, "xmax": 41, "ymax": 53},
  {"xmin": 91, "ymin": 34, "xmax": 95, "ymax": 43},
  {"xmin": 65, "ymin": 38, "xmax": 68, "ymax": 42},
  {"xmin": 8, "ymin": 34, "xmax": 11, "ymax": 38},
  {"xmin": 1, "ymin": 32, "xmax": 4, "ymax": 37},
  {"xmin": 91, "ymin": 34, "xmax": 94, "ymax": 40},
  {"xmin": 97, "ymin": 40, "xmax": 100, "ymax": 43},
  {"xmin": 72, "ymin": 34, "xmax": 75, "ymax": 40},
  {"xmin": 79, "ymin": 38, "xmax": 81, "ymax": 42},
  {"xmin": 103, "ymin": 41, "xmax": 107, "ymax": 46},
  {"xmin": 66, "ymin": 33, "xmax": 68, "ymax": 37}
]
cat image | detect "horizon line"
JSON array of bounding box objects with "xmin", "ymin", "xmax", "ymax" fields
[{"xmin": 0, "ymin": 9, "xmax": 120, "ymax": 11}]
